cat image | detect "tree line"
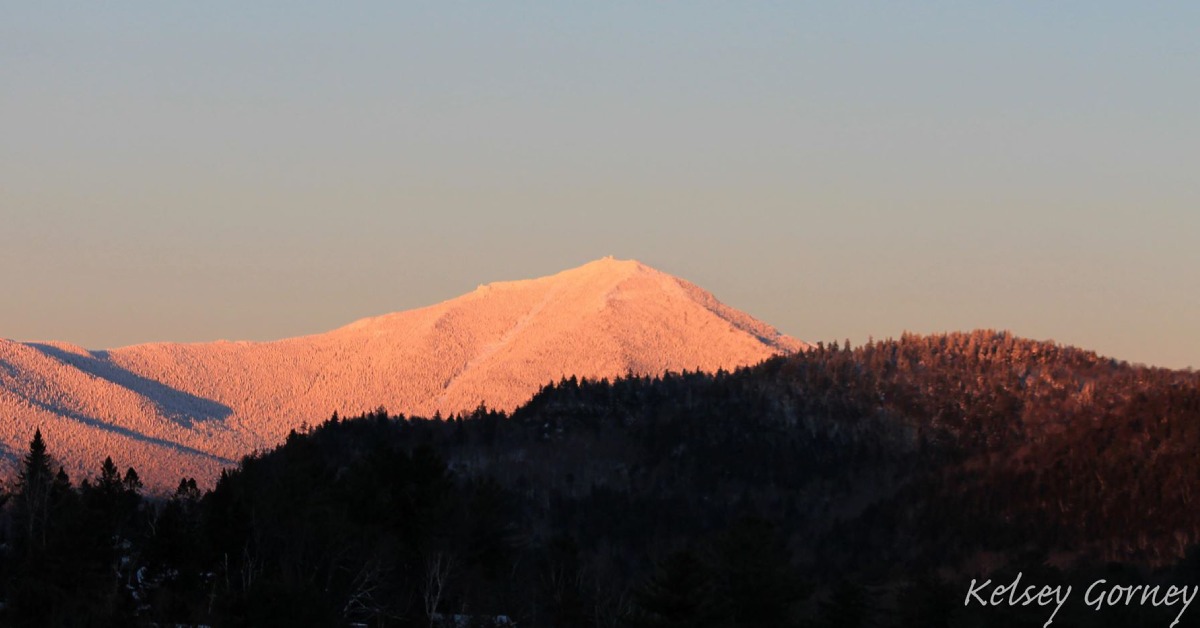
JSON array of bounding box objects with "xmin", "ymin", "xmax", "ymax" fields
[{"xmin": 2, "ymin": 330, "xmax": 1198, "ymax": 626}]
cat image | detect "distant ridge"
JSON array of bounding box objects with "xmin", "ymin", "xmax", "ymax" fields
[{"xmin": 0, "ymin": 258, "xmax": 806, "ymax": 490}]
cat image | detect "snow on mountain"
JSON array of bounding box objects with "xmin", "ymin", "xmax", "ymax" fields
[{"xmin": 0, "ymin": 258, "xmax": 806, "ymax": 490}]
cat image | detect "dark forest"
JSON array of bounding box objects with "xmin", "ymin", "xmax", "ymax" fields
[{"xmin": 3, "ymin": 330, "xmax": 1199, "ymax": 627}]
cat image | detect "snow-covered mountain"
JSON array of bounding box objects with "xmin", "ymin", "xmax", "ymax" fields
[{"xmin": 0, "ymin": 258, "xmax": 806, "ymax": 490}]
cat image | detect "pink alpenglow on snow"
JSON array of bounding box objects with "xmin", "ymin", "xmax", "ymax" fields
[{"xmin": 0, "ymin": 258, "xmax": 807, "ymax": 491}]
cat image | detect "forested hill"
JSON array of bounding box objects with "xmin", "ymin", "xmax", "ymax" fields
[
  {"xmin": 492, "ymin": 329, "xmax": 1200, "ymax": 571},
  {"xmin": 3, "ymin": 330, "xmax": 1199, "ymax": 626}
]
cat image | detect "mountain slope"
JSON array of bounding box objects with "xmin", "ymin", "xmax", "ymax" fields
[{"xmin": 0, "ymin": 258, "xmax": 805, "ymax": 489}]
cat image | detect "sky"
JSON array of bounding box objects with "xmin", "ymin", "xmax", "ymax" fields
[{"xmin": 2, "ymin": 3, "xmax": 1197, "ymax": 369}]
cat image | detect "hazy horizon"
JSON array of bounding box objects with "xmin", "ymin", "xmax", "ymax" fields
[{"xmin": 3, "ymin": 4, "xmax": 1197, "ymax": 369}]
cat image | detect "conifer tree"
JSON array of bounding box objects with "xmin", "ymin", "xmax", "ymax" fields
[
  {"xmin": 51, "ymin": 466, "xmax": 72, "ymax": 504},
  {"xmin": 99, "ymin": 456, "xmax": 122, "ymax": 495},
  {"xmin": 15, "ymin": 429, "xmax": 54, "ymax": 553},
  {"xmin": 123, "ymin": 467, "xmax": 143, "ymax": 494},
  {"xmin": 175, "ymin": 477, "xmax": 200, "ymax": 501}
]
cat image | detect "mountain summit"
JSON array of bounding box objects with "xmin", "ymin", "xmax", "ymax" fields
[{"xmin": 0, "ymin": 258, "xmax": 806, "ymax": 489}]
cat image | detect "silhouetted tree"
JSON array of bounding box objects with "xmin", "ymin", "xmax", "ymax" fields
[{"xmin": 14, "ymin": 429, "xmax": 54, "ymax": 554}]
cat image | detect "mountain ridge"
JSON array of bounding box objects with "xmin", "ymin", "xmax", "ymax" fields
[{"xmin": 0, "ymin": 258, "xmax": 805, "ymax": 490}]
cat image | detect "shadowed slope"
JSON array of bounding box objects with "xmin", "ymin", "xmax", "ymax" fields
[
  {"xmin": 0, "ymin": 258, "xmax": 805, "ymax": 489},
  {"xmin": 0, "ymin": 339, "xmax": 238, "ymax": 487}
]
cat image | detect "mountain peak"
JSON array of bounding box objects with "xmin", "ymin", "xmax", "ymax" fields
[
  {"xmin": 471, "ymin": 257, "xmax": 648, "ymax": 293},
  {"xmin": 575, "ymin": 255, "xmax": 647, "ymax": 273}
]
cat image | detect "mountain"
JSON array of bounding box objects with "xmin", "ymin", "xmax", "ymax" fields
[
  {"xmin": 0, "ymin": 258, "xmax": 805, "ymax": 490},
  {"xmin": 27, "ymin": 330, "xmax": 1194, "ymax": 626}
]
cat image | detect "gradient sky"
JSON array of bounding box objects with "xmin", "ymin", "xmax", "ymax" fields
[{"xmin": 2, "ymin": 3, "xmax": 1197, "ymax": 369}]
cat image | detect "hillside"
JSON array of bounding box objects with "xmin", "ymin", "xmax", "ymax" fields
[
  {"xmin": 8, "ymin": 331, "xmax": 1196, "ymax": 626},
  {"xmin": 0, "ymin": 258, "xmax": 804, "ymax": 490}
]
